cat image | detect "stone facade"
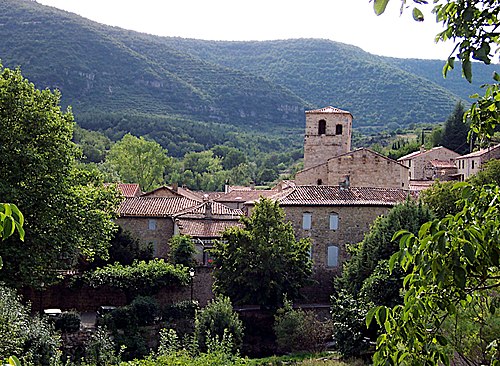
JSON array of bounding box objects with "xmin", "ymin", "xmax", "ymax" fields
[
  {"xmin": 455, "ymin": 144, "xmax": 500, "ymax": 180},
  {"xmin": 116, "ymin": 216, "xmax": 174, "ymax": 258},
  {"xmin": 398, "ymin": 146, "xmax": 460, "ymax": 181},
  {"xmin": 303, "ymin": 106, "xmax": 352, "ymax": 170},
  {"xmin": 296, "ymin": 148, "xmax": 409, "ymax": 189}
]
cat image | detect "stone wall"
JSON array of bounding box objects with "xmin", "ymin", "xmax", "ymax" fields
[
  {"xmin": 117, "ymin": 216, "xmax": 174, "ymax": 258},
  {"xmin": 22, "ymin": 266, "xmax": 215, "ymax": 312},
  {"xmin": 282, "ymin": 204, "xmax": 390, "ymax": 302},
  {"xmin": 327, "ymin": 149, "xmax": 409, "ymax": 189},
  {"xmin": 295, "ymin": 163, "xmax": 328, "ymax": 185},
  {"xmin": 303, "ymin": 112, "xmax": 352, "ymax": 170},
  {"xmin": 409, "ymin": 148, "xmax": 460, "ymax": 180}
]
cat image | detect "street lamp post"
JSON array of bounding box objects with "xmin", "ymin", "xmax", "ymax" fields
[{"xmin": 189, "ymin": 267, "xmax": 195, "ymax": 302}]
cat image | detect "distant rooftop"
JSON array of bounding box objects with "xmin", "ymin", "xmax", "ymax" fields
[{"xmin": 305, "ymin": 106, "xmax": 351, "ymax": 115}]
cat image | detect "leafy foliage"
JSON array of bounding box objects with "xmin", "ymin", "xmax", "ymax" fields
[
  {"xmin": 368, "ymin": 183, "xmax": 500, "ymax": 365},
  {"xmin": 337, "ymin": 201, "xmax": 433, "ymax": 296},
  {"xmin": 438, "ymin": 102, "xmax": 470, "ymax": 154},
  {"xmin": 168, "ymin": 235, "xmax": 197, "ymax": 268},
  {"xmin": 0, "ymin": 285, "xmax": 61, "ymax": 365},
  {"xmin": 194, "ymin": 296, "xmax": 244, "ymax": 353},
  {"xmin": 419, "ymin": 180, "xmax": 464, "ymax": 218},
  {"xmin": 212, "ymin": 198, "xmax": 312, "ymax": 307},
  {"xmin": 274, "ymin": 299, "xmax": 333, "ymax": 354},
  {"xmin": 105, "ymin": 133, "xmax": 171, "ymax": 191},
  {"xmin": 0, "ymin": 64, "xmax": 121, "ymax": 288},
  {"xmin": 86, "ymin": 259, "xmax": 189, "ymax": 299}
]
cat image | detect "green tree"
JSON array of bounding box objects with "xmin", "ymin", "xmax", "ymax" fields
[
  {"xmin": 211, "ymin": 198, "xmax": 312, "ymax": 307},
  {"xmin": 419, "ymin": 180, "xmax": 464, "ymax": 218},
  {"xmin": 439, "ymin": 102, "xmax": 470, "ymax": 154},
  {"xmin": 368, "ymin": 183, "xmax": 500, "ymax": 365},
  {"xmin": 168, "ymin": 234, "xmax": 196, "ymax": 267},
  {"xmin": 194, "ymin": 296, "xmax": 244, "ymax": 353},
  {"xmin": 106, "ymin": 133, "xmax": 171, "ymax": 191},
  {"xmin": 0, "ymin": 64, "xmax": 121, "ymax": 288},
  {"xmin": 468, "ymin": 158, "xmax": 500, "ymax": 187}
]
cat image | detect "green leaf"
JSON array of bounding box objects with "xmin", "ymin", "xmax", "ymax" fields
[
  {"xmin": 453, "ymin": 266, "xmax": 466, "ymax": 289},
  {"xmin": 412, "ymin": 7, "xmax": 424, "ymax": 21},
  {"xmin": 373, "ymin": 0, "xmax": 390, "ymax": 15},
  {"xmin": 463, "ymin": 242, "xmax": 475, "ymax": 263},
  {"xmin": 463, "ymin": 59, "xmax": 472, "ymax": 83},
  {"xmin": 8, "ymin": 356, "xmax": 21, "ymax": 366},
  {"xmin": 366, "ymin": 306, "xmax": 378, "ymax": 328},
  {"xmin": 494, "ymin": 72, "xmax": 500, "ymax": 82}
]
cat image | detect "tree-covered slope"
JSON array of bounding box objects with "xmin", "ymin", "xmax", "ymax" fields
[
  {"xmin": 0, "ymin": 0, "xmax": 307, "ymax": 130},
  {"xmin": 1, "ymin": 0, "xmax": 495, "ymax": 136}
]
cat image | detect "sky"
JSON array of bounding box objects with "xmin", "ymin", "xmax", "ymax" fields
[{"xmin": 36, "ymin": 0, "xmax": 453, "ymax": 60}]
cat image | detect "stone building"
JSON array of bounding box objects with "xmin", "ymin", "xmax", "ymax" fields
[
  {"xmin": 296, "ymin": 147, "xmax": 409, "ymax": 189},
  {"xmin": 253, "ymin": 185, "xmax": 414, "ymax": 302},
  {"xmin": 173, "ymin": 200, "xmax": 243, "ymax": 265},
  {"xmin": 454, "ymin": 144, "xmax": 500, "ymax": 180},
  {"xmin": 296, "ymin": 106, "xmax": 408, "ymax": 189},
  {"xmin": 116, "ymin": 196, "xmax": 200, "ymax": 257},
  {"xmin": 398, "ymin": 146, "xmax": 460, "ymax": 182},
  {"xmin": 303, "ymin": 106, "xmax": 352, "ymax": 170}
]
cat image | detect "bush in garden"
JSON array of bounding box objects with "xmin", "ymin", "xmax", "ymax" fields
[
  {"xmin": 130, "ymin": 296, "xmax": 160, "ymax": 326},
  {"xmin": 194, "ymin": 296, "xmax": 243, "ymax": 353},
  {"xmin": 84, "ymin": 326, "xmax": 122, "ymax": 365},
  {"xmin": 274, "ymin": 299, "xmax": 333, "ymax": 354},
  {"xmin": 54, "ymin": 311, "xmax": 81, "ymax": 333},
  {"xmin": 162, "ymin": 300, "xmax": 199, "ymax": 336},
  {"xmin": 0, "ymin": 285, "xmax": 61, "ymax": 365}
]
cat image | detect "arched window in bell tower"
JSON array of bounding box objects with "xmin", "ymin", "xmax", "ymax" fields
[{"xmin": 318, "ymin": 119, "xmax": 326, "ymax": 135}]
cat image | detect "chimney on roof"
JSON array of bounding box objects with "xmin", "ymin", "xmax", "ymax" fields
[
  {"xmin": 339, "ymin": 175, "xmax": 350, "ymax": 190},
  {"xmin": 224, "ymin": 182, "xmax": 230, "ymax": 194},
  {"xmin": 172, "ymin": 182, "xmax": 178, "ymax": 192},
  {"xmin": 420, "ymin": 145, "xmax": 425, "ymax": 153},
  {"xmin": 205, "ymin": 201, "xmax": 213, "ymax": 218}
]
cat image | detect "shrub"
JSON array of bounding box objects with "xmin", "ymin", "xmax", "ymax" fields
[
  {"xmin": 130, "ymin": 296, "xmax": 160, "ymax": 326},
  {"xmin": 86, "ymin": 259, "xmax": 190, "ymax": 299},
  {"xmin": 274, "ymin": 299, "xmax": 333, "ymax": 354},
  {"xmin": 168, "ymin": 235, "xmax": 196, "ymax": 267},
  {"xmin": 84, "ymin": 326, "xmax": 122, "ymax": 365},
  {"xmin": 194, "ymin": 296, "xmax": 244, "ymax": 353},
  {"xmin": 54, "ymin": 311, "xmax": 81, "ymax": 333},
  {"xmin": 162, "ymin": 300, "xmax": 199, "ymax": 336}
]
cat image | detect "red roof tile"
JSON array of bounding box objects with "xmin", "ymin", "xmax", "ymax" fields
[
  {"xmin": 105, "ymin": 183, "xmax": 141, "ymax": 197},
  {"xmin": 176, "ymin": 219, "xmax": 243, "ymax": 238},
  {"xmin": 118, "ymin": 196, "xmax": 200, "ymax": 217},
  {"xmin": 214, "ymin": 189, "xmax": 278, "ymax": 203},
  {"xmin": 455, "ymin": 143, "xmax": 500, "ymax": 159},
  {"xmin": 270, "ymin": 185, "xmax": 415, "ymax": 206},
  {"xmin": 174, "ymin": 201, "xmax": 243, "ymax": 218}
]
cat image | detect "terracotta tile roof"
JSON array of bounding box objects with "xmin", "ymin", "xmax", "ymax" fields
[
  {"xmin": 409, "ymin": 180, "xmax": 435, "ymax": 191},
  {"xmin": 105, "ymin": 183, "xmax": 141, "ymax": 197},
  {"xmin": 429, "ymin": 159, "xmax": 456, "ymax": 168},
  {"xmin": 118, "ymin": 196, "xmax": 200, "ymax": 217},
  {"xmin": 270, "ymin": 185, "xmax": 415, "ymax": 206},
  {"xmin": 305, "ymin": 106, "xmax": 351, "ymax": 115},
  {"xmin": 174, "ymin": 201, "xmax": 243, "ymax": 218},
  {"xmin": 214, "ymin": 189, "xmax": 278, "ymax": 203},
  {"xmin": 455, "ymin": 144, "xmax": 500, "ymax": 159},
  {"xmin": 176, "ymin": 219, "xmax": 243, "ymax": 238},
  {"xmin": 398, "ymin": 146, "xmax": 459, "ymax": 161},
  {"xmin": 141, "ymin": 185, "xmax": 203, "ymax": 201}
]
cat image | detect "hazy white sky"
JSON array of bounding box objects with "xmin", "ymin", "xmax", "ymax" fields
[{"xmin": 37, "ymin": 0, "xmax": 453, "ymax": 60}]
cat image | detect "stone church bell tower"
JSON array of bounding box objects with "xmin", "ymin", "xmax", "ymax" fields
[{"xmin": 303, "ymin": 106, "xmax": 352, "ymax": 170}]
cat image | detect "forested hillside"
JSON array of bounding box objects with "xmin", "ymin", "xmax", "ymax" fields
[{"xmin": 0, "ymin": 0, "xmax": 496, "ymax": 150}]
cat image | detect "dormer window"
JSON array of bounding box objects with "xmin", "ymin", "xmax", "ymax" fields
[{"xmin": 318, "ymin": 119, "xmax": 326, "ymax": 135}]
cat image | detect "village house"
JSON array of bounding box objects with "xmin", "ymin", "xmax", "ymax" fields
[
  {"xmin": 173, "ymin": 200, "xmax": 243, "ymax": 265},
  {"xmin": 397, "ymin": 146, "xmax": 460, "ymax": 190},
  {"xmin": 246, "ymin": 184, "xmax": 414, "ymax": 302},
  {"xmin": 454, "ymin": 143, "xmax": 500, "ymax": 180},
  {"xmin": 295, "ymin": 106, "xmax": 409, "ymax": 189}
]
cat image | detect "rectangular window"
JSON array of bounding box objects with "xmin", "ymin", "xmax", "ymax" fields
[
  {"xmin": 329, "ymin": 213, "xmax": 339, "ymax": 230},
  {"xmin": 327, "ymin": 245, "xmax": 339, "ymax": 267},
  {"xmin": 302, "ymin": 213, "xmax": 312, "ymax": 230},
  {"xmin": 472, "ymin": 160, "xmax": 475, "ymax": 169},
  {"xmin": 148, "ymin": 219, "xmax": 157, "ymax": 230}
]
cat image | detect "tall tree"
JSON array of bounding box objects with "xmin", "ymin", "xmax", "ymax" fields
[
  {"xmin": 106, "ymin": 133, "xmax": 171, "ymax": 192},
  {"xmin": 211, "ymin": 198, "xmax": 312, "ymax": 307},
  {"xmin": 0, "ymin": 64, "xmax": 121, "ymax": 288},
  {"xmin": 439, "ymin": 102, "xmax": 470, "ymax": 154}
]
